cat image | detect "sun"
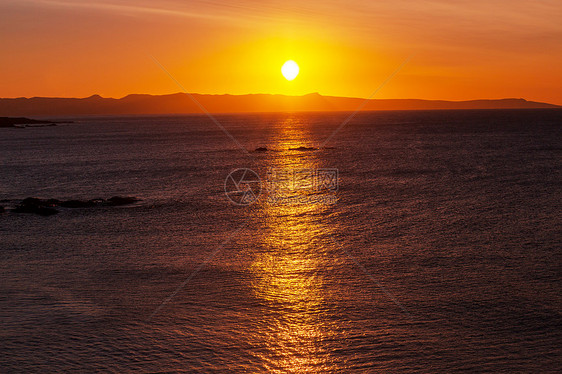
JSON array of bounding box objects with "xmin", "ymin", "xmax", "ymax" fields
[{"xmin": 281, "ymin": 60, "xmax": 299, "ymax": 81}]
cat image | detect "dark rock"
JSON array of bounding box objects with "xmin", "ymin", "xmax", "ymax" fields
[
  {"xmin": 21, "ymin": 197, "xmax": 43, "ymax": 206},
  {"xmin": 107, "ymin": 196, "xmax": 139, "ymax": 206},
  {"xmin": 13, "ymin": 197, "xmax": 60, "ymax": 216},
  {"xmin": 36, "ymin": 206, "xmax": 59, "ymax": 216},
  {"xmin": 59, "ymin": 199, "xmax": 96, "ymax": 208},
  {"xmin": 0, "ymin": 117, "xmax": 59, "ymax": 128},
  {"xmin": 45, "ymin": 198, "xmax": 61, "ymax": 207},
  {"xmin": 0, "ymin": 206, "xmax": 5, "ymax": 213},
  {"xmin": 289, "ymin": 146, "xmax": 317, "ymax": 151},
  {"xmin": 13, "ymin": 204, "xmax": 59, "ymax": 216},
  {"xmin": 10, "ymin": 195, "xmax": 139, "ymax": 215},
  {"xmin": 254, "ymin": 147, "xmax": 268, "ymax": 152}
]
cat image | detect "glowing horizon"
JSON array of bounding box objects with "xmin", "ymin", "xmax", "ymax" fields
[{"xmin": 1, "ymin": 0, "xmax": 561, "ymax": 104}]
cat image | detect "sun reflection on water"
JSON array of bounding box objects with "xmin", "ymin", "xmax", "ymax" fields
[{"xmin": 250, "ymin": 116, "xmax": 338, "ymax": 372}]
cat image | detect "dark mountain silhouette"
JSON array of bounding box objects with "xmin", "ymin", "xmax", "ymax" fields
[{"xmin": 0, "ymin": 93, "xmax": 558, "ymax": 116}]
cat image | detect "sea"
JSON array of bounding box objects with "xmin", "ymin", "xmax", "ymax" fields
[{"xmin": 1, "ymin": 109, "xmax": 561, "ymax": 372}]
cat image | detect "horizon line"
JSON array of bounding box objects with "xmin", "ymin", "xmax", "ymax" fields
[{"xmin": 1, "ymin": 92, "xmax": 560, "ymax": 106}]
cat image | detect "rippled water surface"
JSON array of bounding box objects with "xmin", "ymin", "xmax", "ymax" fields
[{"xmin": 1, "ymin": 110, "xmax": 561, "ymax": 372}]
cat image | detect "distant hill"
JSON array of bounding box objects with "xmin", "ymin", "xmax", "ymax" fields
[{"xmin": 0, "ymin": 93, "xmax": 558, "ymax": 116}]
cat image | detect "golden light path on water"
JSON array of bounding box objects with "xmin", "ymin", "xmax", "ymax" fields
[{"xmin": 250, "ymin": 116, "xmax": 340, "ymax": 373}]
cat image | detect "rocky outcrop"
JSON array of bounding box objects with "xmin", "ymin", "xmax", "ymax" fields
[
  {"xmin": 289, "ymin": 146, "xmax": 317, "ymax": 151},
  {"xmin": 0, "ymin": 117, "xmax": 69, "ymax": 128},
  {"xmin": 13, "ymin": 198, "xmax": 59, "ymax": 216},
  {"xmin": 10, "ymin": 196, "xmax": 140, "ymax": 216}
]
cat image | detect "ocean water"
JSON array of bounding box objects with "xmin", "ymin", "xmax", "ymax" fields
[{"xmin": 1, "ymin": 109, "xmax": 561, "ymax": 372}]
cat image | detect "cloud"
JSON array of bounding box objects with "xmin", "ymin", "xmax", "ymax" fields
[{"xmin": 32, "ymin": 0, "xmax": 243, "ymax": 24}]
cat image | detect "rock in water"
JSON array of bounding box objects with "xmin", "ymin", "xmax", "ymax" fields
[
  {"xmin": 107, "ymin": 196, "xmax": 139, "ymax": 206},
  {"xmin": 10, "ymin": 195, "xmax": 140, "ymax": 216},
  {"xmin": 289, "ymin": 146, "xmax": 317, "ymax": 151},
  {"xmin": 13, "ymin": 198, "xmax": 59, "ymax": 216},
  {"xmin": 59, "ymin": 199, "xmax": 96, "ymax": 208}
]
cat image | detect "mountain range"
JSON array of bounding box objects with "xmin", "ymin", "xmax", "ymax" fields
[{"xmin": 0, "ymin": 93, "xmax": 559, "ymax": 116}]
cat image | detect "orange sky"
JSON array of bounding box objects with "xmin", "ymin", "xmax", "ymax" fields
[{"xmin": 1, "ymin": 0, "xmax": 561, "ymax": 104}]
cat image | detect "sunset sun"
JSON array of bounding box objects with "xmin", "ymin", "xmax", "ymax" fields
[{"xmin": 281, "ymin": 60, "xmax": 299, "ymax": 81}]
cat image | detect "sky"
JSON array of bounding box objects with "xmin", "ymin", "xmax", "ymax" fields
[{"xmin": 1, "ymin": 0, "xmax": 561, "ymax": 104}]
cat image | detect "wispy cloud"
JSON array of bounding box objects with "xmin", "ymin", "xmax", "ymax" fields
[
  {"xmin": 32, "ymin": 0, "xmax": 244, "ymax": 24},
  {"xmin": 27, "ymin": 0, "xmax": 341, "ymax": 29}
]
